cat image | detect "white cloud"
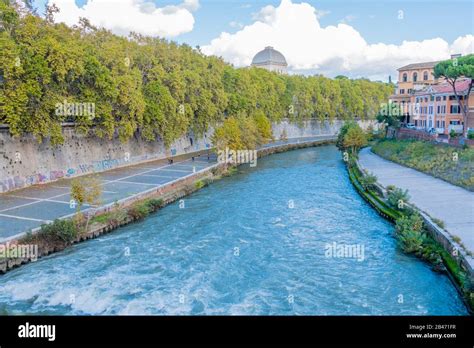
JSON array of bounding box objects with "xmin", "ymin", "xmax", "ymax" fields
[
  {"xmin": 202, "ymin": 0, "xmax": 474, "ymax": 81},
  {"xmin": 229, "ymin": 21, "xmax": 244, "ymax": 29},
  {"xmin": 338, "ymin": 14, "xmax": 356, "ymax": 24},
  {"xmin": 48, "ymin": 0, "xmax": 199, "ymax": 37}
]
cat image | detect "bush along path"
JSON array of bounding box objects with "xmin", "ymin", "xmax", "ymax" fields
[{"xmin": 336, "ymin": 122, "xmax": 473, "ymax": 312}]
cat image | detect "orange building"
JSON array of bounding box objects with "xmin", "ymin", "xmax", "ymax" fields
[
  {"xmin": 389, "ymin": 55, "xmax": 473, "ymax": 136},
  {"xmin": 411, "ymin": 79, "xmax": 472, "ymax": 135},
  {"xmin": 389, "ymin": 61, "xmax": 440, "ymax": 118}
]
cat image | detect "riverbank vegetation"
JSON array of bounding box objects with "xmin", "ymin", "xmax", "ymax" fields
[
  {"xmin": 347, "ymin": 157, "xmax": 473, "ymax": 310},
  {"xmin": 371, "ymin": 139, "xmax": 474, "ymax": 191},
  {"xmin": 336, "ymin": 122, "xmax": 369, "ymax": 156},
  {"xmin": 1, "ymin": 2, "xmax": 392, "ymax": 146},
  {"xmin": 339, "ymin": 127, "xmax": 474, "ymax": 311}
]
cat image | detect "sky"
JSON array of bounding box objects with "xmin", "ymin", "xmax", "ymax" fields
[{"xmin": 31, "ymin": 0, "xmax": 474, "ymax": 81}]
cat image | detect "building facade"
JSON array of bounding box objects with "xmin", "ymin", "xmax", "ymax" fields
[
  {"xmin": 389, "ymin": 55, "xmax": 473, "ymax": 135},
  {"xmin": 411, "ymin": 79, "xmax": 472, "ymax": 135},
  {"xmin": 389, "ymin": 61, "xmax": 440, "ymax": 121}
]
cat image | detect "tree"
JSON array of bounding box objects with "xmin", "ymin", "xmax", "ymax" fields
[
  {"xmin": 70, "ymin": 176, "xmax": 102, "ymax": 230},
  {"xmin": 343, "ymin": 123, "xmax": 367, "ymax": 155},
  {"xmin": 211, "ymin": 117, "xmax": 243, "ymax": 150},
  {"xmin": 0, "ymin": 2, "xmax": 394, "ymax": 147},
  {"xmin": 434, "ymin": 54, "xmax": 474, "ymax": 137},
  {"xmin": 336, "ymin": 121, "xmax": 356, "ymax": 151},
  {"xmin": 376, "ymin": 102, "xmax": 402, "ymax": 137}
]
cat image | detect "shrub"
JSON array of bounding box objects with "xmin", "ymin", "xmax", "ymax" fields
[
  {"xmin": 38, "ymin": 219, "xmax": 78, "ymax": 244},
  {"xmin": 146, "ymin": 198, "xmax": 164, "ymax": 211},
  {"xmin": 195, "ymin": 180, "xmax": 205, "ymax": 190},
  {"xmin": 387, "ymin": 187, "xmax": 410, "ymax": 210},
  {"xmin": 432, "ymin": 218, "xmax": 445, "ymax": 229},
  {"xmin": 395, "ymin": 213, "xmax": 425, "ymax": 253},
  {"xmin": 108, "ymin": 210, "xmax": 128, "ymax": 225},
  {"xmin": 468, "ymin": 130, "xmax": 474, "ymax": 140},
  {"xmin": 359, "ymin": 171, "xmax": 377, "ymax": 191},
  {"xmin": 450, "ymin": 129, "xmax": 458, "ymax": 138},
  {"xmin": 127, "ymin": 202, "xmax": 151, "ymax": 220}
]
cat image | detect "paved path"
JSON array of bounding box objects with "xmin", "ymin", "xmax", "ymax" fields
[
  {"xmin": 359, "ymin": 147, "xmax": 474, "ymax": 254},
  {"xmin": 0, "ymin": 135, "xmax": 335, "ymax": 242}
]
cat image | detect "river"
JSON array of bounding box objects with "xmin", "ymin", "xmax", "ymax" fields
[{"xmin": 0, "ymin": 145, "xmax": 468, "ymax": 315}]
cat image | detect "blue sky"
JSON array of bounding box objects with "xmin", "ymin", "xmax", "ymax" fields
[
  {"xmin": 31, "ymin": 0, "xmax": 474, "ymax": 80},
  {"xmin": 182, "ymin": 0, "xmax": 474, "ymax": 47},
  {"xmin": 32, "ymin": 0, "xmax": 474, "ymax": 47}
]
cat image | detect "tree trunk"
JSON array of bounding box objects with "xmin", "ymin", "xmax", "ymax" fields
[{"xmin": 449, "ymin": 78, "xmax": 470, "ymax": 138}]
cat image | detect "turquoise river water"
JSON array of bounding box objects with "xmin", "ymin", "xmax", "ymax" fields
[{"xmin": 0, "ymin": 146, "xmax": 468, "ymax": 315}]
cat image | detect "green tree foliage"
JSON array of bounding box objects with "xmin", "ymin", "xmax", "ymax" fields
[
  {"xmin": 434, "ymin": 54, "xmax": 474, "ymax": 137},
  {"xmin": 0, "ymin": 3, "xmax": 393, "ymax": 146},
  {"xmin": 342, "ymin": 122, "xmax": 367, "ymax": 155},
  {"xmin": 376, "ymin": 102, "xmax": 403, "ymax": 136},
  {"xmin": 336, "ymin": 121, "xmax": 356, "ymax": 151}
]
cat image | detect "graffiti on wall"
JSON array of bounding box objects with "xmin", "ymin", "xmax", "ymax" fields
[{"xmin": 0, "ymin": 133, "xmax": 212, "ymax": 193}]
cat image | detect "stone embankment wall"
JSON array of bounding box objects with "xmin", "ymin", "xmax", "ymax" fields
[{"xmin": 0, "ymin": 119, "xmax": 376, "ymax": 193}]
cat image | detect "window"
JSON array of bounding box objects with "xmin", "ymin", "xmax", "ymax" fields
[
  {"xmin": 413, "ymin": 72, "xmax": 418, "ymax": 82},
  {"xmin": 443, "ymin": 96, "xmax": 447, "ymax": 101},
  {"xmin": 450, "ymin": 105, "xmax": 460, "ymax": 114},
  {"xmin": 449, "ymin": 95, "xmax": 456, "ymax": 100},
  {"xmin": 437, "ymin": 105, "xmax": 440, "ymax": 113},
  {"xmin": 430, "ymin": 96, "xmax": 434, "ymax": 101},
  {"xmin": 424, "ymin": 97, "xmax": 428, "ymax": 102},
  {"xmin": 423, "ymin": 71, "xmax": 429, "ymax": 80},
  {"xmin": 429, "ymin": 106, "xmax": 433, "ymax": 114},
  {"xmin": 407, "ymin": 89, "xmax": 413, "ymax": 94},
  {"xmin": 415, "ymin": 120, "xmax": 418, "ymax": 126},
  {"xmin": 435, "ymin": 96, "xmax": 441, "ymax": 101},
  {"xmin": 402, "ymin": 73, "xmax": 407, "ymax": 82},
  {"xmin": 442, "ymin": 121, "xmax": 445, "ymax": 128},
  {"xmin": 399, "ymin": 89, "xmax": 405, "ymax": 94}
]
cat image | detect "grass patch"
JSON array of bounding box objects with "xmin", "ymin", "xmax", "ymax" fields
[
  {"xmin": 432, "ymin": 218, "xmax": 445, "ymax": 229},
  {"xmin": 372, "ymin": 139, "xmax": 474, "ymax": 191}
]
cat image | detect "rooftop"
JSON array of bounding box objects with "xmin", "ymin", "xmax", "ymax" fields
[
  {"xmin": 414, "ymin": 78, "xmax": 472, "ymax": 96},
  {"xmin": 397, "ymin": 61, "xmax": 440, "ymax": 71},
  {"xmin": 251, "ymin": 46, "xmax": 288, "ymax": 67}
]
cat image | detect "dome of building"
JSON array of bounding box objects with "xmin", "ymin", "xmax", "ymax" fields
[{"xmin": 251, "ymin": 46, "xmax": 288, "ymax": 73}]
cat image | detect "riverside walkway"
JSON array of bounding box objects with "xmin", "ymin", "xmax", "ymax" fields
[
  {"xmin": 359, "ymin": 147, "xmax": 474, "ymax": 255},
  {"xmin": 0, "ymin": 135, "xmax": 335, "ymax": 242}
]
